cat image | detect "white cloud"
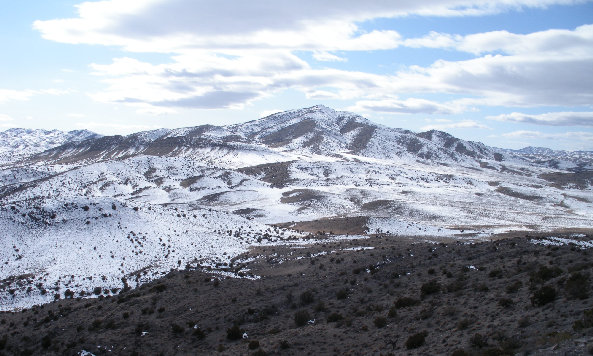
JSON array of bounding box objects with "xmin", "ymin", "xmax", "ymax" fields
[
  {"xmin": 350, "ymin": 98, "xmax": 465, "ymax": 115},
  {"xmin": 501, "ymin": 130, "xmax": 593, "ymax": 140},
  {"xmin": 0, "ymin": 114, "xmax": 15, "ymax": 122},
  {"xmin": 34, "ymin": 0, "xmax": 588, "ymax": 53},
  {"xmin": 421, "ymin": 120, "xmax": 490, "ymax": 131},
  {"xmin": 313, "ymin": 52, "xmax": 347, "ymax": 62},
  {"xmin": 489, "ymin": 111, "xmax": 593, "ymax": 126},
  {"xmin": 75, "ymin": 121, "xmax": 162, "ymax": 135},
  {"xmin": 0, "ymin": 88, "xmax": 69, "ymax": 103},
  {"xmin": 0, "ymin": 89, "xmax": 36, "ymax": 103},
  {"xmin": 31, "ymin": 0, "xmax": 593, "ymax": 114}
]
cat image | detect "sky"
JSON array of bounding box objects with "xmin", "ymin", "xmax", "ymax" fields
[{"xmin": 1, "ymin": 0, "xmax": 593, "ymax": 150}]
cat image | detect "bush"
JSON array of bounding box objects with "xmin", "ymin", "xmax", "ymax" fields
[
  {"xmin": 505, "ymin": 280, "xmax": 522, "ymax": 294},
  {"xmin": 294, "ymin": 310, "xmax": 310, "ymax": 327},
  {"xmin": 498, "ymin": 298, "xmax": 513, "ymax": 308},
  {"xmin": 395, "ymin": 297, "xmax": 420, "ymax": 309},
  {"xmin": 248, "ymin": 340, "xmax": 260, "ymax": 350},
  {"xmin": 421, "ymin": 280, "xmax": 441, "ymax": 297},
  {"xmin": 531, "ymin": 265, "xmax": 562, "ymax": 284},
  {"xmin": 171, "ymin": 323, "xmax": 184, "ymax": 334},
  {"xmin": 565, "ymin": 272, "xmax": 590, "ymax": 299},
  {"xmin": 227, "ymin": 325, "xmax": 243, "ymax": 340},
  {"xmin": 405, "ymin": 331, "xmax": 428, "ymax": 349},
  {"xmin": 470, "ymin": 333, "xmax": 487, "ymax": 348},
  {"xmin": 93, "ymin": 287, "xmax": 102, "ymax": 295},
  {"xmin": 41, "ymin": 335, "xmax": 52, "ymax": 349},
  {"xmin": 388, "ymin": 306, "xmax": 397, "ymax": 318},
  {"xmin": 374, "ymin": 316, "xmax": 387, "ymax": 328},
  {"xmin": 300, "ymin": 290, "xmax": 315, "ymax": 305},
  {"xmin": 573, "ymin": 309, "xmax": 593, "ymax": 330},
  {"xmin": 531, "ymin": 285, "xmax": 556, "ymax": 306},
  {"xmin": 336, "ymin": 288, "xmax": 349, "ymax": 300},
  {"xmin": 279, "ymin": 340, "xmax": 290, "ymax": 349},
  {"xmin": 327, "ymin": 313, "xmax": 343, "ymax": 323},
  {"xmin": 451, "ymin": 349, "xmax": 469, "ymax": 356},
  {"xmin": 488, "ymin": 269, "xmax": 503, "ymax": 278}
]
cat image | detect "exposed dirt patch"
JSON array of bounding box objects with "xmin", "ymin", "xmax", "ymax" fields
[
  {"xmin": 280, "ymin": 189, "xmax": 326, "ymax": 204},
  {"xmin": 277, "ymin": 216, "xmax": 369, "ymax": 235},
  {"xmin": 238, "ymin": 161, "xmax": 294, "ymax": 189},
  {"xmin": 496, "ymin": 186, "xmax": 543, "ymax": 201},
  {"xmin": 540, "ymin": 170, "xmax": 593, "ymax": 190}
]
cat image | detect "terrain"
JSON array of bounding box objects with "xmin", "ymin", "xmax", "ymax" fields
[
  {"xmin": 1, "ymin": 233, "xmax": 592, "ymax": 355},
  {"xmin": 0, "ymin": 105, "xmax": 592, "ymax": 354}
]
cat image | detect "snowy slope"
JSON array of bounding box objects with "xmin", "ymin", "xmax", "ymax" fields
[
  {"xmin": 0, "ymin": 128, "xmax": 99, "ymax": 165},
  {"xmin": 0, "ymin": 105, "xmax": 592, "ymax": 310}
]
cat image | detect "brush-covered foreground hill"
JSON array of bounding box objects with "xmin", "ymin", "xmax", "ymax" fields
[
  {"xmin": 1, "ymin": 234, "xmax": 592, "ymax": 355},
  {"xmin": 0, "ymin": 105, "xmax": 592, "ymax": 312}
]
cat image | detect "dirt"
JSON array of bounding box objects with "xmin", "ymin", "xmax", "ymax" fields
[{"xmin": 1, "ymin": 233, "xmax": 593, "ymax": 356}]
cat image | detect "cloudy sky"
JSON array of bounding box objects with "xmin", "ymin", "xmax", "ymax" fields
[{"xmin": 1, "ymin": 0, "xmax": 593, "ymax": 150}]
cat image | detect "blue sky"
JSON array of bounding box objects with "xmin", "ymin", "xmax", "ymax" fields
[{"xmin": 1, "ymin": 0, "xmax": 593, "ymax": 150}]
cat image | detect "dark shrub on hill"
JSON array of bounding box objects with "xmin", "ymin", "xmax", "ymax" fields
[
  {"xmin": 421, "ymin": 280, "xmax": 441, "ymax": 297},
  {"xmin": 374, "ymin": 316, "xmax": 387, "ymax": 328},
  {"xmin": 531, "ymin": 285, "xmax": 556, "ymax": 306},
  {"xmin": 226, "ymin": 325, "xmax": 243, "ymax": 340},
  {"xmin": 294, "ymin": 310, "xmax": 311, "ymax": 327},
  {"xmin": 565, "ymin": 272, "xmax": 590, "ymax": 299},
  {"xmin": 470, "ymin": 333, "xmax": 488, "ymax": 348},
  {"xmin": 327, "ymin": 313, "xmax": 343, "ymax": 323},
  {"xmin": 336, "ymin": 288, "xmax": 349, "ymax": 300},
  {"xmin": 406, "ymin": 331, "xmax": 428, "ymax": 349},
  {"xmin": 300, "ymin": 290, "xmax": 315, "ymax": 305},
  {"xmin": 395, "ymin": 296, "xmax": 420, "ymax": 308}
]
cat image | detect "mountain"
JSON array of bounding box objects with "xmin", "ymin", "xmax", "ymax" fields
[
  {"xmin": 511, "ymin": 146, "xmax": 593, "ymax": 170},
  {"xmin": 0, "ymin": 105, "xmax": 591, "ymax": 311},
  {"xmin": 30, "ymin": 105, "xmax": 499, "ymax": 166},
  {"xmin": 0, "ymin": 128, "xmax": 100, "ymax": 165}
]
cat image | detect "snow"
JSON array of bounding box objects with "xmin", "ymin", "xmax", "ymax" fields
[{"xmin": 0, "ymin": 105, "xmax": 591, "ymax": 310}]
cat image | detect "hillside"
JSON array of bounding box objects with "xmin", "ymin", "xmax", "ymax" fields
[{"xmin": 0, "ymin": 105, "xmax": 591, "ymax": 313}]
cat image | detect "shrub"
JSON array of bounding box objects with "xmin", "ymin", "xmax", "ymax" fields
[
  {"xmin": 336, "ymin": 288, "xmax": 349, "ymax": 300},
  {"xmin": 457, "ymin": 318, "xmax": 473, "ymax": 330},
  {"xmin": 531, "ymin": 285, "xmax": 556, "ymax": 306},
  {"xmin": 498, "ymin": 298, "xmax": 513, "ymax": 308},
  {"xmin": 93, "ymin": 287, "xmax": 102, "ymax": 295},
  {"xmin": 530, "ymin": 265, "xmax": 562, "ymax": 284},
  {"xmin": 505, "ymin": 280, "xmax": 522, "ymax": 294},
  {"xmin": 0, "ymin": 335, "xmax": 6, "ymax": 350},
  {"xmin": 327, "ymin": 313, "xmax": 343, "ymax": 323},
  {"xmin": 565, "ymin": 272, "xmax": 590, "ymax": 299},
  {"xmin": 470, "ymin": 333, "xmax": 487, "ymax": 348},
  {"xmin": 193, "ymin": 327, "xmax": 206, "ymax": 340},
  {"xmin": 395, "ymin": 297, "xmax": 420, "ymax": 308},
  {"xmin": 294, "ymin": 310, "xmax": 310, "ymax": 327},
  {"xmin": 171, "ymin": 323, "xmax": 184, "ymax": 334},
  {"xmin": 573, "ymin": 309, "xmax": 593, "ymax": 331},
  {"xmin": 248, "ymin": 340, "xmax": 260, "ymax": 350},
  {"xmin": 405, "ymin": 331, "xmax": 428, "ymax": 349},
  {"xmin": 388, "ymin": 306, "xmax": 397, "ymax": 318},
  {"xmin": 451, "ymin": 350, "xmax": 469, "ymax": 356},
  {"xmin": 300, "ymin": 290, "xmax": 315, "ymax": 305},
  {"xmin": 279, "ymin": 340, "xmax": 290, "ymax": 349},
  {"xmin": 374, "ymin": 316, "xmax": 387, "ymax": 328},
  {"xmin": 421, "ymin": 280, "xmax": 441, "ymax": 297},
  {"xmin": 41, "ymin": 335, "xmax": 52, "ymax": 349},
  {"xmin": 226, "ymin": 325, "xmax": 243, "ymax": 340},
  {"xmin": 488, "ymin": 269, "xmax": 503, "ymax": 278}
]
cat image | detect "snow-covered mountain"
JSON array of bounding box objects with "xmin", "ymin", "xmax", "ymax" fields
[
  {"xmin": 0, "ymin": 128, "xmax": 100, "ymax": 165},
  {"xmin": 0, "ymin": 105, "xmax": 591, "ymax": 310}
]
